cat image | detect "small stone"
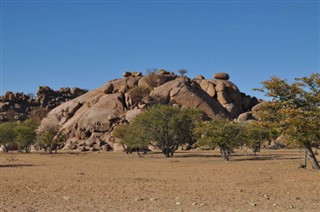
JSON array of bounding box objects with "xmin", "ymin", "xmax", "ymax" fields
[
  {"xmin": 273, "ymin": 203, "xmax": 277, "ymax": 207},
  {"xmin": 200, "ymin": 202, "xmax": 207, "ymax": 206},
  {"xmin": 176, "ymin": 202, "xmax": 181, "ymax": 205},
  {"xmin": 250, "ymin": 202, "xmax": 257, "ymax": 207},
  {"xmin": 135, "ymin": 198, "xmax": 144, "ymax": 202},
  {"xmin": 63, "ymin": 196, "xmax": 70, "ymax": 201},
  {"xmin": 289, "ymin": 204, "xmax": 294, "ymax": 209},
  {"xmin": 192, "ymin": 202, "xmax": 197, "ymax": 206}
]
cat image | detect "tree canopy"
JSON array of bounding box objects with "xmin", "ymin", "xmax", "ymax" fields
[
  {"xmin": 194, "ymin": 119, "xmax": 245, "ymax": 161},
  {"xmin": 15, "ymin": 119, "xmax": 38, "ymax": 153},
  {"xmin": 114, "ymin": 105, "xmax": 203, "ymax": 157},
  {"xmin": 36, "ymin": 125, "xmax": 64, "ymax": 153},
  {"xmin": 244, "ymin": 122, "xmax": 271, "ymax": 156},
  {"xmin": 255, "ymin": 73, "xmax": 320, "ymax": 169},
  {"xmin": 0, "ymin": 122, "xmax": 17, "ymax": 152}
]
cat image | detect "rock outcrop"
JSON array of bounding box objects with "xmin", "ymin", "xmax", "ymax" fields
[
  {"xmin": 0, "ymin": 87, "xmax": 87, "ymax": 123},
  {"xmin": 39, "ymin": 70, "xmax": 260, "ymax": 152},
  {"xmin": 194, "ymin": 73, "xmax": 259, "ymax": 119}
]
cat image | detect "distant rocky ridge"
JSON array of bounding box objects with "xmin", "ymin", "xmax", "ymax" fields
[
  {"xmin": 39, "ymin": 70, "xmax": 261, "ymax": 152},
  {"xmin": 0, "ymin": 86, "xmax": 88, "ymax": 123}
]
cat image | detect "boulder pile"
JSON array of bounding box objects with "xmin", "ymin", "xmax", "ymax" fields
[
  {"xmin": 39, "ymin": 70, "xmax": 260, "ymax": 152},
  {"xmin": 0, "ymin": 86, "xmax": 87, "ymax": 123}
]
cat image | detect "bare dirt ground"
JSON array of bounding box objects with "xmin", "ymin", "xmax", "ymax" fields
[{"xmin": 1, "ymin": 149, "xmax": 319, "ymax": 212}]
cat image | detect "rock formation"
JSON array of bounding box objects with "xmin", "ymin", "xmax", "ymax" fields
[
  {"xmin": 0, "ymin": 86, "xmax": 87, "ymax": 123},
  {"xmin": 39, "ymin": 70, "xmax": 260, "ymax": 152}
]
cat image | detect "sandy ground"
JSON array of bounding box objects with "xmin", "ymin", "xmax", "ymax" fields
[{"xmin": 0, "ymin": 149, "xmax": 319, "ymax": 212}]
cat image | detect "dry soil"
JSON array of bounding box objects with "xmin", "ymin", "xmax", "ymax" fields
[{"xmin": 0, "ymin": 149, "xmax": 319, "ymax": 212}]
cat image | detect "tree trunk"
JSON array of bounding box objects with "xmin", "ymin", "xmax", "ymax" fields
[
  {"xmin": 219, "ymin": 146, "xmax": 229, "ymax": 161},
  {"xmin": 303, "ymin": 148, "xmax": 307, "ymax": 168},
  {"xmin": 305, "ymin": 143, "xmax": 320, "ymax": 170},
  {"xmin": 163, "ymin": 148, "xmax": 170, "ymax": 157},
  {"xmin": 219, "ymin": 148, "xmax": 224, "ymax": 159},
  {"xmin": 224, "ymin": 149, "xmax": 230, "ymax": 161}
]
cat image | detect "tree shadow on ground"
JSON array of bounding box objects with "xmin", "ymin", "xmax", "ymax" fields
[
  {"xmin": 232, "ymin": 155, "xmax": 299, "ymax": 161},
  {"xmin": 0, "ymin": 164, "xmax": 34, "ymax": 168},
  {"xmin": 174, "ymin": 153, "xmax": 221, "ymax": 158},
  {"xmin": 173, "ymin": 152, "xmax": 300, "ymax": 161}
]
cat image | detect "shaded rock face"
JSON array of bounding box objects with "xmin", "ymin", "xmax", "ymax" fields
[
  {"xmin": 0, "ymin": 87, "xmax": 87, "ymax": 123},
  {"xmin": 194, "ymin": 76, "xmax": 258, "ymax": 119},
  {"xmin": 40, "ymin": 71, "xmax": 260, "ymax": 152}
]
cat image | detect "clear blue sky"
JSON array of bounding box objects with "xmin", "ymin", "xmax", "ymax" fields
[{"xmin": 1, "ymin": 0, "xmax": 319, "ymax": 99}]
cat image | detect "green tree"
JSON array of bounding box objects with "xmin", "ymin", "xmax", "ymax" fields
[
  {"xmin": 15, "ymin": 119, "xmax": 37, "ymax": 153},
  {"xmin": 256, "ymin": 73, "xmax": 320, "ymax": 169},
  {"xmin": 114, "ymin": 105, "xmax": 203, "ymax": 157},
  {"xmin": 0, "ymin": 122, "xmax": 17, "ymax": 152},
  {"xmin": 113, "ymin": 123, "xmax": 150, "ymax": 155},
  {"xmin": 244, "ymin": 122, "xmax": 271, "ymax": 156},
  {"xmin": 36, "ymin": 126, "xmax": 63, "ymax": 153},
  {"xmin": 194, "ymin": 119, "xmax": 245, "ymax": 161}
]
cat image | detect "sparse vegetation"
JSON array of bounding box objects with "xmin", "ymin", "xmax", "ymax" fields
[
  {"xmin": 1, "ymin": 72, "xmax": 318, "ymax": 172},
  {"xmin": 144, "ymin": 71, "xmax": 161, "ymax": 88},
  {"xmin": 178, "ymin": 69, "xmax": 187, "ymax": 76}
]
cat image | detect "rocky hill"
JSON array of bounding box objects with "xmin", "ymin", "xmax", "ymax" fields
[
  {"xmin": 39, "ymin": 70, "xmax": 260, "ymax": 152},
  {"xmin": 0, "ymin": 86, "xmax": 87, "ymax": 123}
]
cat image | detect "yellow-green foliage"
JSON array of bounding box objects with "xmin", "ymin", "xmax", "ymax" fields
[
  {"xmin": 36, "ymin": 126, "xmax": 59, "ymax": 148},
  {"xmin": 244, "ymin": 122, "xmax": 271, "ymax": 147},
  {"xmin": 194, "ymin": 119, "xmax": 245, "ymax": 149},
  {"xmin": 0, "ymin": 122, "xmax": 17, "ymax": 152},
  {"xmin": 256, "ymin": 73, "xmax": 320, "ymax": 169},
  {"xmin": 256, "ymin": 73, "xmax": 320, "ymax": 147}
]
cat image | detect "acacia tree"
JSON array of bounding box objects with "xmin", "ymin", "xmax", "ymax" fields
[
  {"xmin": 36, "ymin": 126, "xmax": 64, "ymax": 153},
  {"xmin": 244, "ymin": 122, "xmax": 271, "ymax": 156},
  {"xmin": 113, "ymin": 123, "xmax": 149, "ymax": 154},
  {"xmin": 114, "ymin": 105, "xmax": 203, "ymax": 157},
  {"xmin": 256, "ymin": 73, "xmax": 320, "ymax": 169},
  {"xmin": 0, "ymin": 122, "xmax": 17, "ymax": 152},
  {"xmin": 15, "ymin": 119, "xmax": 37, "ymax": 153},
  {"xmin": 194, "ymin": 119, "xmax": 245, "ymax": 161}
]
